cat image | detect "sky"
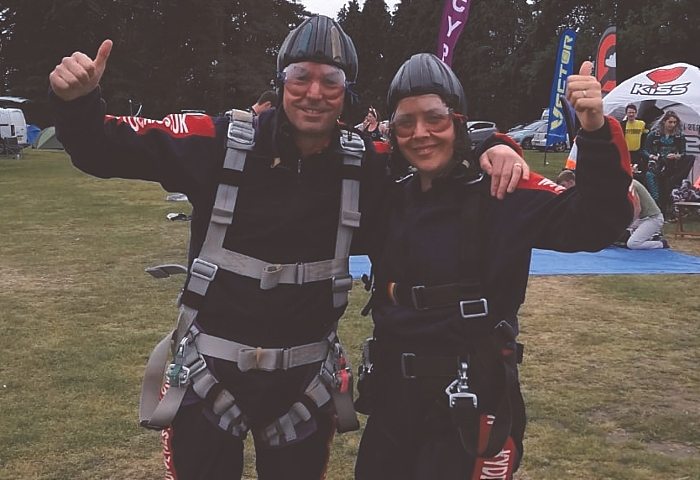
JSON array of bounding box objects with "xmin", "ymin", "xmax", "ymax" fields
[{"xmin": 300, "ymin": 0, "xmax": 400, "ymax": 19}]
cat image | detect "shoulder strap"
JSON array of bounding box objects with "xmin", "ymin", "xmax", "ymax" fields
[
  {"xmin": 334, "ymin": 130, "xmax": 364, "ymax": 307},
  {"xmin": 140, "ymin": 109, "xmax": 256, "ymax": 430},
  {"xmin": 458, "ymin": 174, "xmax": 487, "ymax": 318}
]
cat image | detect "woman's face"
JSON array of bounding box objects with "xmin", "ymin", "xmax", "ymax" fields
[
  {"xmin": 392, "ymin": 94, "xmax": 455, "ymax": 189},
  {"xmin": 663, "ymin": 115, "xmax": 678, "ymax": 134}
]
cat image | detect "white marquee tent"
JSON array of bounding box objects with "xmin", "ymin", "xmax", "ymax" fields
[{"xmin": 603, "ymin": 62, "xmax": 700, "ymax": 181}]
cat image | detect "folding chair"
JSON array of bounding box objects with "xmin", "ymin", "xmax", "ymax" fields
[{"xmin": 1, "ymin": 137, "xmax": 23, "ymax": 158}]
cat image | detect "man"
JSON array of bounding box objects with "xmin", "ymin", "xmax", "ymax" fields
[
  {"xmin": 49, "ymin": 15, "xmax": 526, "ymax": 480},
  {"xmin": 249, "ymin": 90, "xmax": 278, "ymax": 116},
  {"xmin": 621, "ymin": 103, "xmax": 648, "ymax": 172},
  {"xmin": 556, "ymin": 169, "xmax": 576, "ymax": 189}
]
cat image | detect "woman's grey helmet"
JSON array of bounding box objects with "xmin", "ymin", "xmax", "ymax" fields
[{"xmin": 387, "ymin": 53, "xmax": 467, "ymax": 115}]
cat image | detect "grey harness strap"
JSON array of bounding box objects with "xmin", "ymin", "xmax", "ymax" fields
[{"xmin": 139, "ymin": 110, "xmax": 363, "ymax": 442}]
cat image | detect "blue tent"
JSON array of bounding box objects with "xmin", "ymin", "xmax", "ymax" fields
[{"xmin": 27, "ymin": 125, "xmax": 40, "ymax": 146}]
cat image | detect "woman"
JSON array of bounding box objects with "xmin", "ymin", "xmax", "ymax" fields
[
  {"xmin": 354, "ymin": 53, "xmax": 633, "ymax": 480},
  {"xmin": 360, "ymin": 107, "xmax": 388, "ymax": 141},
  {"xmin": 643, "ymin": 110, "xmax": 688, "ymax": 214}
]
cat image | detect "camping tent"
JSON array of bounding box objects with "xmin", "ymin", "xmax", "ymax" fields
[
  {"xmin": 32, "ymin": 126, "xmax": 63, "ymax": 150},
  {"xmin": 603, "ymin": 62, "xmax": 700, "ymax": 182}
]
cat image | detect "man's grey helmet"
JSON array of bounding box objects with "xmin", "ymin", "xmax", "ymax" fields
[
  {"xmin": 277, "ymin": 15, "xmax": 358, "ymax": 82},
  {"xmin": 387, "ymin": 53, "xmax": 467, "ymax": 115}
]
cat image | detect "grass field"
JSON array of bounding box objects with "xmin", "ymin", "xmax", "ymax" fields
[{"xmin": 1, "ymin": 149, "xmax": 699, "ymax": 479}]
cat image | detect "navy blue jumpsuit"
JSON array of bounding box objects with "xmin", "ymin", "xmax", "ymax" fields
[
  {"xmin": 52, "ymin": 88, "xmax": 386, "ymax": 480},
  {"xmin": 355, "ymin": 121, "xmax": 633, "ymax": 480}
]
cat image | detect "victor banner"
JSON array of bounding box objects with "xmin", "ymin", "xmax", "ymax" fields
[{"xmin": 546, "ymin": 29, "xmax": 577, "ymax": 148}]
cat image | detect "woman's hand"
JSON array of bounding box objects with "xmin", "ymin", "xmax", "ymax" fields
[{"xmin": 565, "ymin": 61, "xmax": 604, "ymax": 132}]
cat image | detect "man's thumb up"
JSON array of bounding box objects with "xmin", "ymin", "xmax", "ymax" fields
[{"xmin": 50, "ymin": 39, "xmax": 113, "ymax": 102}]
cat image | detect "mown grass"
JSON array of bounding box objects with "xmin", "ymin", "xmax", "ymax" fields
[{"xmin": 1, "ymin": 149, "xmax": 698, "ymax": 479}]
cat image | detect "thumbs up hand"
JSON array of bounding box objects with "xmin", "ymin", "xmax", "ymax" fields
[
  {"xmin": 49, "ymin": 39, "xmax": 113, "ymax": 101},
  {"xmin": 565, "ymin": 61, "xmax": 604, "ymax": 132}
]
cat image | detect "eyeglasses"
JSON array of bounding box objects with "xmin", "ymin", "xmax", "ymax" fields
[
  {"xmin": 390, "ymin": 109, "xmax": 463, "ymax": 138},
  {"xmin": 282, "ymin": 63, "xmax": 347, "ymax": 98}
]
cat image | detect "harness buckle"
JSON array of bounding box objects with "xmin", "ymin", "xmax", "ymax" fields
[
  {"xmin": 294, "ymin": 262, "xmax": 305, "ymax": 285},
  {"xmin": 166, "ymin": 337, "xmax": 192, "ymax": 388},
  {"xmin": 401, "ymin": 353, "xmax": 417, "ymax": 379},
  {"xmin": 410, "ymin": 285, "xmax": 428, "ymax": 310},
  {"xmin": 191, "ymin": 258, "xmax": 219, "ymax": 282},
  {"xmin": 459, "ymin": 298, "xmax": 488, "ymax": 319},
  {"xmin": 445, "ymin": 361, "xmax": 478, "ymax": 409},
  {"xmin": 332, "ymin": 274, "xmax": 353, "ymax": 293}
]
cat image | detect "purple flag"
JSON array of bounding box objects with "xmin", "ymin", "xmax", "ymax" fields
[{"xmin": 437, "ymin": 0, "xmax": 472, "ymax": 66}]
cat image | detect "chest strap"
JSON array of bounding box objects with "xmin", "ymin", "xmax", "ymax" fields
[{"xmin": 139, "ymin": 112, "xmax": 363, "ymax": 437}]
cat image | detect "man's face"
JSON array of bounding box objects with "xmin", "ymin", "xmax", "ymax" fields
[
  {"xmin": 282, "ymin": 62, "xmax": 346, "ymax": 139},
  {"xmin": 625, "ymin": 108, "xmax": 637, "ymax": 122}
]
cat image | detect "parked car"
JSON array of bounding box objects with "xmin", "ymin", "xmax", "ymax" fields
[
  {"xmin": 506, "ymin": 119, "xmax": 547, "ymax": 150},
  {"xmin": 466, "ymin": 120, "xmax": 498, "ymax": 150},
  {"xmin": 531, "ymin": 122, "xmax": 569, "ymax": 152}
]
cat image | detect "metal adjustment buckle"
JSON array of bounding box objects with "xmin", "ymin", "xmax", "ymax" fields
[
  {"xmin": 401, "ymin": 353, "xmax": 417, "ymax": 379},
  {"xmin": 410, "ymin": 285, "xmax": 428, "ymax": 310},
  {"xmin": 445, "ymin": 361, "xmax": 478, "ymax": 408},
  {"xmin": 166, "ymin": 337, "xmax": 192, "ymax": 388},
  {"xmin": 294, "ymin": 262, "xmax": 305, "ymax": 285},
  {"xmin": 459, "ymin": 298, "xmax": 488, "ymax": 319},
  {"xmin": 357, "ymin": 363, "xmax": 373, "ymax": 381},
  {"xmin": 278, "ymin": 348, "xmax": 291, "ymax": 370},
  {"xmin": 188, "ymin": 354, "xmax": 208, "ymax": 378},
  {"xmin": 465, "ymin": 172, "xmax": 484, "ymax": 185},
  {"xmin": 332, "ymin": 274, "xmax": 353, "ymax": 293},
  {"xmin": 191, "ymin": 258, "xmax": 218, "ymax": 282}
]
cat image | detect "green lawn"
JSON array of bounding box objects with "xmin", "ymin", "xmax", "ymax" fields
[{"xmin": 1, "ymin": 150, "xmax": 698, "ymax": 479}]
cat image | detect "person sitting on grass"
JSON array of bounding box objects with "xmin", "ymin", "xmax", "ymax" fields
[{"xmin": 627, "ymin": 179, "xmax": 669, "ymax": 250}]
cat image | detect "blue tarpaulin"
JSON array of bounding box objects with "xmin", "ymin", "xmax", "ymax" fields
[{"xmin": 349, "ymin": 247, "xmax": 700, "ymax": 279}]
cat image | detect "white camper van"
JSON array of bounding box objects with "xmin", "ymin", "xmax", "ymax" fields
[{"xmin": 0, "ymin": 108, "xmax": 28, "ymax": 145}]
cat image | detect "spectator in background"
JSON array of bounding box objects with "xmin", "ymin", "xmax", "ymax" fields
[
  {"xmin": 359, "ymin": 106, "xmax": 387, "ymax": 141},
  {"xmin": 556, "ymin": 169, "xmax": 576, "ymax": 189},
  {"xmin": 627, "ymin": 179, "xmax": 668, "ymax": 249},
  {"xmin": 621, "ymin": 104, "xmax": 648, "ymax": 174},
  {"xmin": 643, "ymin": 110, "xmax": 688, "ymax": 216},
  {"xmin": 249, "ymin": 90, "xmax": 278, "ymax": 116}
]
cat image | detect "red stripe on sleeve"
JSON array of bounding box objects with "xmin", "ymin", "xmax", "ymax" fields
[
  {"xmin": 494, "ymin": 133, "xmax": 524, "ymax": 156},
  {"xmin": 607, "ymin": 115, "xmax": 633, "ymax": 176},
  {"xmin": 105, "ymin": 113, "xmax": 217, "ymax": 138},
  {"xmin": 516, "ymin": 172, "xmax": 567, "ymax": 195}
]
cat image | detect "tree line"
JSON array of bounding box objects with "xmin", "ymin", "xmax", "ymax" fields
[{"xmin": 1, "ymin": 0, "xmax": 698, "ymax": 130}]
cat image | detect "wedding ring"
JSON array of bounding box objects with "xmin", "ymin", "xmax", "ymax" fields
[
  {"xmin": 582, "ymin": 90, "xmax": 588, "ymax": 98},
  {"xmin": 514, "ymin": 163, "xmax": 522, "ymax": 168}
]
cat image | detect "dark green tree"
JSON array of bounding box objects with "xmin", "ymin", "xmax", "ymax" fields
[
  {"xmin": 0, "ymin": 0, "xmax": 305, "ymax": 126},
  {"xmin": 340, "ymin": 0, "xmax": 392, "ymax": 122},
  {"xmin": 451, "ymin": 0, "xmax": 534, "ymax": 129}
]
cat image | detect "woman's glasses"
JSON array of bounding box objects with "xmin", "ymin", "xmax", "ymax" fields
[{"xmin": 390, "ymin": 109, "xmax": 463, "ymax": 138}]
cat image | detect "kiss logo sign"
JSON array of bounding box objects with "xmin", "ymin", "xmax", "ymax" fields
[{"xmin": 631, "ymin": 66, "xmax": 689, "ymax": 96}]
